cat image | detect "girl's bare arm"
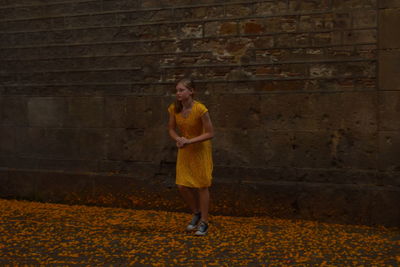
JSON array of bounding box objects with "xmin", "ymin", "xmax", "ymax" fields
[
  {"xmin": 168, "ymin": 112, "xmax": 180, "ymax": 142},
  {"xmin": 186, "ymin": 112, "xmax": 214, "ymax": 145}
]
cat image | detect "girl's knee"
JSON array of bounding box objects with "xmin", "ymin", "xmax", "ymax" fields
[{"xmin": 177, "ymin": 185, "xmax": 188, "ymax": 191}]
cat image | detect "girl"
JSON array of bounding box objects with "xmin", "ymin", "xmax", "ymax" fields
[{"xmin": 167, "ymin": 78, "xmax": 214, "ymax": 236}]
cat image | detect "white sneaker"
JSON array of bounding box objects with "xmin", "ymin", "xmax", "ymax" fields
[
  {"xmin": 186, "ymin": 212, "xmax": 201, "ymax": 231},
  {"xmin": 194, "ymin": 221, "xmax": 209, "ymax": 236}
]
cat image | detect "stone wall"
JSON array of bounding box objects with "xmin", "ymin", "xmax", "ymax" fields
[{"xmin": 0, "ymin": 0, "xmax": 399, "ymax": 226}]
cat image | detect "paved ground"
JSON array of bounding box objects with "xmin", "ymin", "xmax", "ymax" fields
[{"xmin": 0, "ymin": 198, "xmax": 399, "ymax": 266}]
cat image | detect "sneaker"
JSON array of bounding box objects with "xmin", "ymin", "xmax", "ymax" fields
[
  {"xmin": 186, "ymin": 212, "xmax": 201, "ymax": 231},
  {"xmin": 194, "ymin": 221, "xmax": 209, "ymax": 236}
]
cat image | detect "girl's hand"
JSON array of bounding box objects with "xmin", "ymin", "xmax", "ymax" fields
[
  {"xmin": 176, "ymin": 141, "xmax": 184, "ymax": 148},
  {"xmin": 176, "ymin": 137, "xmax": 190, "ymax": 148}
]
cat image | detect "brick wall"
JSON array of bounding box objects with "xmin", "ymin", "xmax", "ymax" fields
[{"xmin": 0, "ymin": 0, "xmax": 399, "ymax": 226}]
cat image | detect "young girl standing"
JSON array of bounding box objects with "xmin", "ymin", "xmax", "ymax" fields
[{"xmin": 167, "ymin": 78, "xmax": 214, "ymax": 236}]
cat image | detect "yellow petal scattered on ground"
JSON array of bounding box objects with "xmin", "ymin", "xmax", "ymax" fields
[{"xmin": 0, "ymin": 198, "xmax": 398, "ymax": 265}]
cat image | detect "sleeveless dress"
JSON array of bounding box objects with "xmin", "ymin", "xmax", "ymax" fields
[{"xmin": 168, "ymin": 101, "xmax": 213, "ymax": 188}]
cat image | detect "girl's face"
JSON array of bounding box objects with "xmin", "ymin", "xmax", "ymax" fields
[{"xmin": 175, "ymin": 83, "xmax": 193, "ymax": 101}]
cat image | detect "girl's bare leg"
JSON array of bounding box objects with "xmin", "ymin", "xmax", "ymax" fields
[
  {"xmin": 177, "ymin": 185, "xmax": 199, "ymax": 213},
  {"xmin": 198, "ymin": 187, "xmax": 210, "ymax": 222}
]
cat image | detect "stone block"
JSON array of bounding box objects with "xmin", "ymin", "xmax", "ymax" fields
[
  {"xmin": 0, "ymin": 127, "xmax": 15, "ymax": 156},
  {"xmin": 310, "ymin": 31, "xmax": 342, "ymax": 46},
  {"xmin": 25, "ymin": 31, "xmax": 49, "ymax": 46},
  {"xmin": 70, "ymin": 1, "xmax": 103, "ymax": 15},
  {"xmin": 252, "ymin": 36, "xmax": 274, "ymax": 49},
  {"xmin": 79, "ymin": 129, "xmax": 106, "ymax": 160},
  {"xmin": 379, "ymin": 91, "xmax": 400, "ymax": 131},
  {"xmin": 116, "ymin": 12, "xmax": 141, "ymax": 25},
  {"xmin": 45, "ymin": 3, "xmax": 72, "ymax": 17},
  {"xmin": 16, "ymin": 127, "xmax": 80, "ymax": 160},
  {"xmin": 104, "ymin": 129, "xmax": 125, "ymax": 161},
  {"xmin": 9, "ymin": 18, "xmax": 52, "ymax": 32},
  {"xmin": 65, "ymin": 14, "xmax": 116, "ymax": 28},
  {"xmin": 259, "ymin": 93, "xmax": 337, "ymax": 132},
  {"xmin": 332, "ymin": 0, "xmax": 377, "ymax": 9},
  {"xmin": 38, "ymin": 46, "xmax": 68, "ymax": 59},
  {"xmin": 299, "ymin": 14, "xmax": 334, "ymax": 31},
  {"xmin": 205, "ymin": 21, "xmax": 238, "ymax": 37},
  {"xmin": 103, "ymin": 0, "xmax": 139, "ymax": 11},
  {"xmin": 0, "ymin": 170, "xmax": 36, "ymax": 200},
  {"xmin": 105, "ymin": 97, "xmax": 127, "ymax": 128},
  {"xmin": 295, "ymin": 168, "xmax": 379, "ymax": 185},
  {"xmin": 275, "ymin": 33, "xmax": 311, "ymax": 48},
  {"xmin": 212, "ymin": 94, "xmax": 261, "ymax": 129},
  {"xmin": 334, "ymin": 131, "xmax": 378, "ymax": 170},
  {"xmin": 64, "ymin": 97, "xmax": 104, "ymax": 128},
  {"xmin": 355, "ymin": 44, "xmax": 378, "ymax": 60},
  {"xmin": 213, "ymin": 128, "xmax": 293, "ymax": 168},
  {"xmin": 258, "ymin": 91, "xmax": 377, "ymax": 132},
  {"xmin": 158, "ymin": 24, "xmax": 178, "ymax": 40},
  {"xmin": 271, "ymin": 16, "xmax": 298, "ymax": 33},
  {"xmin": 292, "ymin": 0, "xmax": 331, "ymax": 11},
  {"xmin": 369, "ymin": 187, "xmax": 400, "ymax": 227},
  {"xmin": 240, "ymin": 19, "xmax": 266, "ymax": 35},
  {"xmin": 0, "ymin": 156, "xmax": 18, "ymax": 169},
  {"xmin": 254, "ymin": 63, "xmax": 308, "ymax": 79},
  {"xmin": 51, "ymin": 17, "xmax": 65, "ymax": 29},
  {"xmin": 377, "ymin": 171, "xmax": 400, "ymax": 187},
  {"xmin": 106, "ymin": 128, "xmax": 172, "ymax": 163},
  {"xmin": 33, "ymin": 158, "xmax": 99, "ymax": 173},
  {"xmin": 253, "ymin": 1, "xmax": 288, "ymax": 15},
  {"xmin": 379, "ymin": 132, "xmax": 400, "ymax": 171},
  {"xmin": 126, "ymin": 96, "xmax": 168, "ymax": 129},
  {"xmin": 352, "ymin": 9, "xmax": 377, "ymax": 28},
  {"xmin": 0, "ymin": 72, "xmax": 17, "ymax": 85},
  {"xmin": 293, "ymin": 130, "xmax": 378, "ymax": 170},
  {"xmin": 333, "ymin": 12, "xmax": 352, "ymax": 29},
  {"xmin": 72, "ymin": 27, "xmax": 118, "ymax": 43},
  {"xmin": 175, "ymin": 6, "xmax": 224, "ymax": 20},
  {"xmin": 379, "ymin": 0, "xmax": 400, "ymax": 8},
  {"xmin": 343, "ymin": 29, "xmax": 377, "ymax": 44},
  {"xmin": 179, "ymin": 23, "xmax": 203, "ymax": 38},
  {"xmin": 379, "ymin": 9, "xmax": 400, "ymax": 49},
  {"xmin": 142, "ymin": 9, "xmax": 174, "ymax": 22},
  {"xmin": 225, "ymin": 4, "xmax": 252, "ymax": 17},
  {"xmin": 340, "ymin": 91, "xmax": 378, "ymax": 133},
  {"xmin": 291, "ymin": 131, "xmax": 333, "ymax": 169},
  {"xmin": 141, "ymin": 0, "xmax": 192, "ymax": 8},
  {"xmin": 98, "ymin": 161, "xmax": 162, "ymax": 178},
  {"xmin": 13, "ymin": 6, "xmax": 43, "ymax": 20},
  {"xmin": 379, "ymin": 50, "xmax": 400, "ymax": 91},
  {"xmin": 1, "ymin": 96, "xmax": 28, "ymax": 126},
  {"xmin": 123, "ymin": 127, "xmax": 169, "ymax": 162},
  {"xmin": 213, "ymin": 165, "xmax": 297, "ymax": 183},
  {"xmin": 28, "ymin": 97, "xmax": 67, "ymax": 127}
]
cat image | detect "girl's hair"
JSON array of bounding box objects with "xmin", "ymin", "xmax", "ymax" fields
[{"xmin": 175, "ymin": 77, "xmax": 195, "ymax": 113}]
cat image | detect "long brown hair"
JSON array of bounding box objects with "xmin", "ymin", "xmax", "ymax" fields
[{"xmin": 175, "ymin": 77, "xmax": 195, "ymax": 113}]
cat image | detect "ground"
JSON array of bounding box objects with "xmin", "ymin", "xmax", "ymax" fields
[{"xmin": 0, "ymin": 198, "xmax": 399, "ymax": 266}]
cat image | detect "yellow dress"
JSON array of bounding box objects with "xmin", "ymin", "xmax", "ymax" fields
[{"xmin": 168, "ymin": 101, "xmax": 213, "ymax": 188}]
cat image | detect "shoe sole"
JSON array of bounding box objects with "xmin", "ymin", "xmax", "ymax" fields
[{"xmin": 194, "ymin": 231, "xmax": 208, "ymax": 236}]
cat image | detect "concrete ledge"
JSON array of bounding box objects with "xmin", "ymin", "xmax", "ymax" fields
[{"xmin": 0, "ymin": 168, "xmax": 399, "ymax": 227}]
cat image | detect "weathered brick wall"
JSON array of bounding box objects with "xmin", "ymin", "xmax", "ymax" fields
[{"xmin": 0, "ymin": 0, "xmax": 399, "ymax": 226}]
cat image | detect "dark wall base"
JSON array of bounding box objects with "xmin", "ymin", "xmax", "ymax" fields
[{"xmin": 0, "ymin": 168, "xmax": 399, "ymax": 228}]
